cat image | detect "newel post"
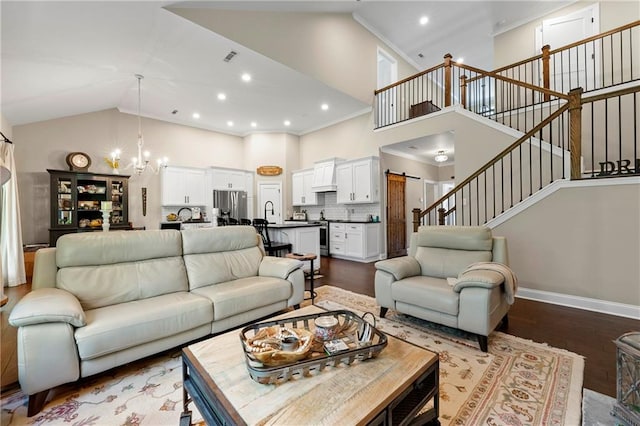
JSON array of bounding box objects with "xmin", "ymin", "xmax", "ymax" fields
[
  {"xmin": 444, "ymin": 53, "xmax": 453, "ymax": 107},
  {"xmin": 412, "ymin": 208, "xmax": 421, "ymax": 232},
  {"xmin": 460, "ymin": 75, "xmax": 467, "ymax": 109},
  {"xmin": 437, "ymin": 208, "xmax": 446, "ymax": 225},
  {"xmin": 568, "ymin": 87, "xmax": 583, "ymax": 180},
  {"xmin": 542, "ymin": 45, "xmax": 551, "ymax": 102}
]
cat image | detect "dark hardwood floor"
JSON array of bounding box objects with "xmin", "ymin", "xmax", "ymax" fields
[{"xmin": 2, "ymin": 256, "xmax": 638, "ymax": 398}]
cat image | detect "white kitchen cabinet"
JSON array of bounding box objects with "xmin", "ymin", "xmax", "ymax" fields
[
  {"xmin": 336, "ymin": 157, "xmax": 380, "ymax": 204},
  {"xmin": 211, "ymin": 168, "xmax": 246, "ymax": 191},
  {"xmin": 329, "ymin": 222, "xmax": 380, "ymax": 263},
  {"xmin": 292, "ymin": 169, "xmax": 318, "ymax": 206},
  {"xmin": 161, "ymin": 166, "xmax": 206, "ymax": 206},
  {"xmin": 345, "ymin": 224, "xmax": 364, "ymax": 258}
]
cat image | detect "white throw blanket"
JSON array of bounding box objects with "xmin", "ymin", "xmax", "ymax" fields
[{"xmin": 460, "ymin": 262, "xmax": 518, "ymax": 304}]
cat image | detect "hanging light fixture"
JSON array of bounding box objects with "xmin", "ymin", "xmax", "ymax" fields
[
  {"xmin": 106, "ymin": 74, "xmax": 167, "ymax": 175},
  {"xmin": 434, "ymin": 150, "xmax": 448, "ymax": 163}
]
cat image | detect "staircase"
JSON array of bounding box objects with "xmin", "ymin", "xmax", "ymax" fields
[{"xmin": 374, "ymin": 21, "xmax": 639, "ymax": 230}]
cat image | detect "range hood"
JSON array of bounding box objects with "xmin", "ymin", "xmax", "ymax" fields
[{"xmin": 311, "ymin": 158, "xmax": 343, "ymax": 192}]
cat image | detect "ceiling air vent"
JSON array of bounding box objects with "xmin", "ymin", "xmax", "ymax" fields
[{"xmin": 223, "ymin": 51, "xmax": 237, "ymax": 62}]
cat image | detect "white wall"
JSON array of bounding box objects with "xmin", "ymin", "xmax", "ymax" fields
[
  {"xmin": 494, "ymin": 1, "xmax": 640, "ymax": 68},
  {"xmin": 493, "ymin": 181, "xmax": 640, "ymax": 307},
  {"xmin": 14, "ymin": 108, "xmax": 243, "ymax": 243},
  {"xmin": 169, "ymin": 8, "xmax": 418, "ymax": 105},
  {"xmin": 243, "ymin": 132, "xmax": 299, "ymax": 218}
]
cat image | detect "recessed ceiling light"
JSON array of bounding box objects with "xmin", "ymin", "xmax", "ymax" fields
[
  {"xmin": 192, "ymin": 112, "xmax": 200, "ymax": 119},
  {"xmin": 227, "ymin": 121, "xmax": 234, "ymax": 127},
  {"xmin": 456, "ymin": 57, "xmax": 464, "ymax": 64},
  {"xmin": 241, "ymin": 73, "xmax": 251, "ymax": 82},
  {"xmin": 419, "ymin": 16, "xmax": 429, "ymax": 26},
  {"xmin": 321, "ymin": 103, "xmax": 329, "ymax": 111},
  {"xmin": 217, "ymin": 93, "xmax": 226, "ymax": 101},
  {"xmin": 284, "ymin": 120, "xmax": 291, "ymax": 126},
  {"xmin": 250, "ymin": 122, "xmax": 257, "ymax": 128}
]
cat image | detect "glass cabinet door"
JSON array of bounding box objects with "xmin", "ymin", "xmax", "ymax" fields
[
  {"xmin": 55, "ymin": 175, "xmax": 75, "ymax": 226},
  {"xmin": 77, "ymin": 177, "xmax": 107, "ymax": 228},
  {"xmin": 110, "ymin": 179, "xmax": 127, "ymax": 225}
]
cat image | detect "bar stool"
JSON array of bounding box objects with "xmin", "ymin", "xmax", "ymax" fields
[
  {"xmin": 285, "ymin": 253, "xmax": 318, "ymax": 304},
  {"xmin": 252, "ymin": 219, "xmax": 292, "ymax": 257}
]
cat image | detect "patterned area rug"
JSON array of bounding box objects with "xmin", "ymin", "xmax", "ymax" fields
[{"xmin": 1, "ymin": 285, "xmax": 584, "ymax": 426}]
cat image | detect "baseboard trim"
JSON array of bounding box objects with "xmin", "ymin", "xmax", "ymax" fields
[{"xmin": 517, "ymin": 287, "xmax": 640, "ymax": 320}]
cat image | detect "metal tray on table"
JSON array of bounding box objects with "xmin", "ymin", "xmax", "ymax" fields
[{"xmin": 239, "ymin": 309, "xmax": 387, "ymax": 384}]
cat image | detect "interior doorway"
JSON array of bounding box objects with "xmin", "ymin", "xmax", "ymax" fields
[
  {"xmin": 386, "ymin": 172, "xmax": 406, "ymax": 258},
  {"xmin": 423, "ymin": 180, "xmax": 439, "ymax": 210},
  {"xmin": 257, "ymin": 182, "xmax": 282, "ymax": 224},
  {"xmin": 535, "ymin": 4, "xmax": 599, "ymax": 92}
]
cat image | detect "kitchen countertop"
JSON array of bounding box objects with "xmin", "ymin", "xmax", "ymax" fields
[
  {"xmin": 267, "ymin": 222, "xmax": 322, "ymax": 229},
  {"xmin": 327, "ymin": 220, "xmax": 381, "ymax": 224}
]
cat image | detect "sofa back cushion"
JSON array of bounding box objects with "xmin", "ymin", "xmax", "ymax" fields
[
  {"xmin": 55, "ymin": 230, "xmax": 188, "ymax": 310},
  {"xmin": 410, "ymin": 226, "xmax": 493, "ymax": 278},
  {"xmin": 181, "ymin": 226, "xmax": 264, "ymax": 290}
]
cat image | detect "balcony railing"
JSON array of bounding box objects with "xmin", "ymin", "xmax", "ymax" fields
[
  {"xmin": 376, "ymin": 21, "xmax": 640, "ymax": 230},
  {"xmin": 493, "ymin": 20, "xmax": 639, "ymax": 96}
]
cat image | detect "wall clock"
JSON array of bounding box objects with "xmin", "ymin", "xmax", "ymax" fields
[{"xmin": 66, "ymin": 152, "xmax": 91, "ymax": 172}]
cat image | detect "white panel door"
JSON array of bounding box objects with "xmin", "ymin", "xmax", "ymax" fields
[
  {"xmin": 539, "ymin": 5, "xmax": 598, "ymax": 92},
  {"xmin": 257, "ymin": 182, "xmax": 282, "ymax": 224}
]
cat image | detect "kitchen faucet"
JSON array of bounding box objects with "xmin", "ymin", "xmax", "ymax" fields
[{"xmin": 264, "ymin": 200, "xmax": 274, "ymax": 222}]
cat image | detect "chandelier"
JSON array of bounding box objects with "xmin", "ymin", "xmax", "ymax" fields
[
  {"xmin": 434, "ymin": 150, "xmax": 448, "ymax": 163},
  {"xmin": 106, "ymin": 74, "xmax": 167, "ymax": 175}
]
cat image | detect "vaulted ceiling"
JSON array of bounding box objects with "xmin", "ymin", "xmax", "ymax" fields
[{"xmin": 1, "ymin": 0, "xmax": 572, "ymax": 161}]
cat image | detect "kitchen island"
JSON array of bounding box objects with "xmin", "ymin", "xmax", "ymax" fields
[{"xmin": 267, "ymin": 222, "xmax": 321, "ymax": 270}]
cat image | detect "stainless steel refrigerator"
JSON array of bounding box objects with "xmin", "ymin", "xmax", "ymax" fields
[{"xmin": 212, "ymin": 190, "xmax": 248, "ymax": 222}]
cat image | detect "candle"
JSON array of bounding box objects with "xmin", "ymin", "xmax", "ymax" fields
[{"xmin": 101, "ymin": 201, "xmax": 112, "ymax": 210}]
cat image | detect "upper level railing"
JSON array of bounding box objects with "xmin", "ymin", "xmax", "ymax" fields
[
  {"xmin": 374, "ymin": 21, "xmax": 639, "ymax": 131},
  {"xmin": 374, "ymin": 21, "xmax": 640, "ymax": 231},
  {"xmin": 412, "ymin": 100, "xmax": 573, "ymax": 228},
  {"xmin": 411, "ymin": 84, "xmax": 640, "ymax": 229},
  {"xmin": 493, "ymin": 20, "xmax": 639, "ymax": 96}
]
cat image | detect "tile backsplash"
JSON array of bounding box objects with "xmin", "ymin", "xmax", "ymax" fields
[{"xmin": 294, "ymin": 192, "xmax": 381, "ymax": 222}]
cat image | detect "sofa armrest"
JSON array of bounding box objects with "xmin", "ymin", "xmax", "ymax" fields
[
  {"xmin": 9, "ymin": 288, "xmax": 86, "ymax": 328},
  {"xmin": 259, "ymin": 256, "xmax": 303, "ymax": 280},
  {"xmin": 374, "ymin": 257, "xmax": 421, "ymax": 281},
  {"xmin": 452, "ymin": 269, "xmax": 503, "ymax": 293},
  {"xmin": 32, "ymin": 247, "xmax": 57, "ymax": 289}
]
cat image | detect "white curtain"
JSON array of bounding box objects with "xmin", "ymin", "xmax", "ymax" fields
[{"xmin": 1, "ymin": 141, "xmax": 26, "ymax": 287}]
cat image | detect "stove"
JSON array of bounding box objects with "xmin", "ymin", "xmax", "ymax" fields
[{"xmin": 319, "ymin": 220, "xmax": 329, "ymax": 256}]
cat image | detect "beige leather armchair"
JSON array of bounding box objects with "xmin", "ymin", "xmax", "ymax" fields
[{"xmin": 375, "ymin": 226, "xmax": 516, "ymax": 352}]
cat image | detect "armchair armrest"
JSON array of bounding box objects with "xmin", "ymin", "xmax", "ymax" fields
[
  {"xmin": 452, "ymin": 269, "xmax": 503, "ymax": 293},
  {"xmin": 259, "ymin": 256, "xmax": 303, "ymax": 280},
  {"xmin": 375, "ymin": 257, "xmax": 421, "ymax": 281},
  {"xmin": 9, "ymin": 288, "xmax": 86, "ymax": 328}
]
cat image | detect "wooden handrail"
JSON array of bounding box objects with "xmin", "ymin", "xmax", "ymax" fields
[
  {"xmin": 488, "ymin": 20, "xmax": 639, "ymax": 75},
  {"xmin": 581, "ymin": 84, "xmax": 640, "ymax": 104},
  {"xmin": 456, "ymin": 62, "xmax": 568, "ymax": 100},
  {"xmin": 374, "ymin": 61, "xmax": 445, "ymax": 95},
  {"xmin": 416, "ymin": 103, "xmax": 570, "ymax": 224},
  {"xmin": 547, "ymin": 20, "xmax": 639, "ymax": 55}
]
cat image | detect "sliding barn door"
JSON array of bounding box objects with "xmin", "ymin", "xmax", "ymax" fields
[{"xmin": 386, "ymin": 173, "xmax": 406, "ymax": 258}]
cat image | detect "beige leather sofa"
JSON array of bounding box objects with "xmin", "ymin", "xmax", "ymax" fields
[
  {"xmin": 375, "ymin": 226, "xmax": 515, "ymax": 352},
  {"xmin": 9, "ymin": 226, "xmax": 304, "ymax": 416}
]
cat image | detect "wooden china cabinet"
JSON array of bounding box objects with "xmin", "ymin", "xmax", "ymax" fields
[{"xmin": 48, "ymin": 169, "xmax": 130, "ymax": 246}]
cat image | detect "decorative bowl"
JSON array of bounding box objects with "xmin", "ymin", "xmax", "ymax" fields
[{"xmin": 314, "ymin": 316, "xmax": 339, "ymax": 341}]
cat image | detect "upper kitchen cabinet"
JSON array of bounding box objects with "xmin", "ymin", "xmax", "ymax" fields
[
  {"xmin": 336, "ymin": 157, "xmax": 380, "ymax": 204},
  {"xmin": 292, "ymin": 169, "xmax": 318, "ymax": 206},
  {"xmin": 161, "ymin": 166, "xmax": 206, "ymax": 206},
  {"xmin": 211, "ymin": 168, "xmax": 246, "ymax": 191}
]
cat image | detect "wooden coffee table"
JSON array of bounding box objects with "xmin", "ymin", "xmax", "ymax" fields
[{"xmin": 181, "ymin": 305, "xmax": 439, "ymax": 425}]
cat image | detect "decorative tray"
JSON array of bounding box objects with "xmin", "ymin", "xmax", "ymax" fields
[{"xmin": 239, "ymin": 309, "xmax": 387, "ymax": 384}]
